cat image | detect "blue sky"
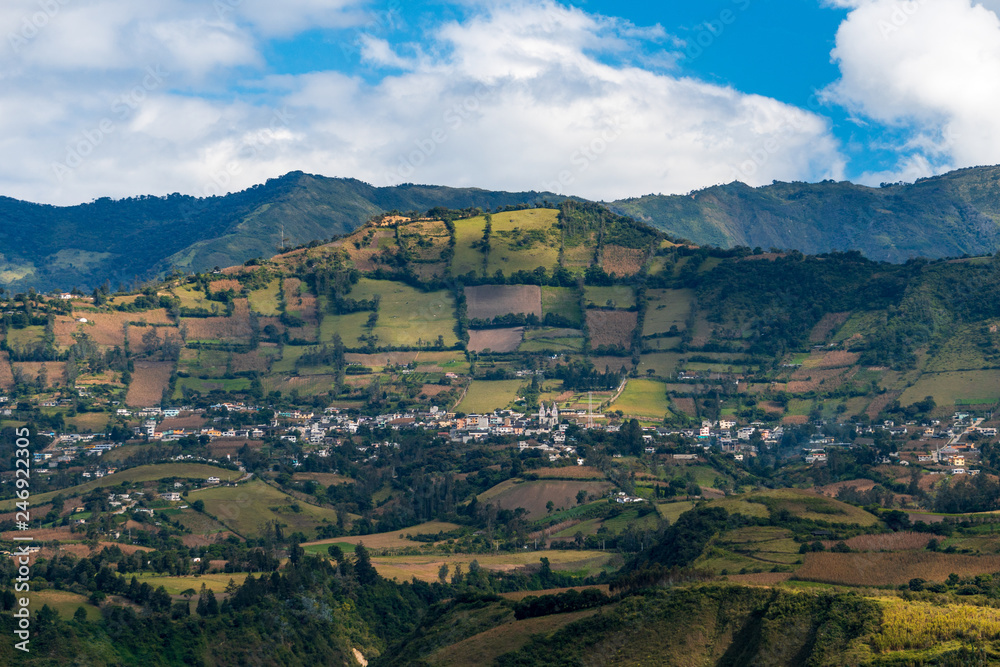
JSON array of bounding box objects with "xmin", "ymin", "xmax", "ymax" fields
[{"xmin": 2, "ymin": 0, "xmax": 1000, "ymax": 204}]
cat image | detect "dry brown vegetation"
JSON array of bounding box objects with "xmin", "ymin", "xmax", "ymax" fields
[
  {"xmin": 672, "ymin": 397, "xmax": 697, "ymax": 416},
  {"xmin": 867, "ymin": 390, "xmax": 903, "ymax": 420},
  {"xmin": 821, "ymin": 532, "xmax": 933, "ymax": 552},
  {"xmin": 160, "ymin": 414, "xmax": 207, "ymax": 430},
  {"xmin": 231, "ymin": 351, "xmax": 272, "ymax": 373},
  {"xmin": 82, "ymin": 309, "xmax": 175, "ymax": 346},
  {"xmin": 468, "ymin": 327, "xmax": 524, "ymax": 353},
  {"xmin": 601, "ymin": 245, "xmax": 646, "ymax": 277},
  {"xmin": 815, "ymin": 479, "xmax": 877, "ymax": 496},
  {"xmin": 465, "ymin": 285, "xmax": 542, "ymax": 320},
  {"xmin": 53, "ymin": 315, "xmax": 81, "ymax": 348},
  {"xmin": 126, "ymin": 361, "xmax": 173, "ymax": 407},
  {"xmin": 586, "ymin": 310, "xmax": 637, "ymax": 349},
  {"xmin": 181, "ymin": 301, "xmax": 253, "ymax": 341},
  {"xmin": 12, "ymin": 362, "xmax": 66, "ymax": 387},
  {"xmin": 283, "ymin": 279, "xmax": 319, "ymax": 325},
  {"xmin": 479, "ymin": 480, "xmax": 611, "ymax": 519},
  {"xmin": 0, "ymin": 352, "xmax": 13, "ymax": 389},
  {"xmin": 795, "ymin": 551, "xmax": 1000, "ymax": 586},
  {"xmin": 209, "ymin": 279, "xmax": 242, "ymax": 293}
]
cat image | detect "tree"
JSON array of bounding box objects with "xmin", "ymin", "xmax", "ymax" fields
[
  {"xmin": 546, "ymin": 500, "xmax": 555, "ymax": 514},
  {"xmin": 438, "ymin": 563, "xmax": 450, "ymax": 583},
  {"xmin": 576, "ymin": 490, "xmax": 588, "ymax": 505}
]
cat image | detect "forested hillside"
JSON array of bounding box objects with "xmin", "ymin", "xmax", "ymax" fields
[{"xmin": 613, "ymin": 165, "xmax": 1000, "ymax": 262}]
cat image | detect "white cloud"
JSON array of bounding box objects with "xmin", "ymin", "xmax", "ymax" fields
[
  {"xmin": 825, "ymin": 0, "xmax": 1000, "ymax": 182},
  {"xmin": 0, "ymin": 0, "xmax": 845, "ymax": 204}
]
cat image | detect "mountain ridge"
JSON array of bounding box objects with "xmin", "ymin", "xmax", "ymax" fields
[{"xmin": 4, "ymin": 165, "xmax": 1000, "ymax": 293}]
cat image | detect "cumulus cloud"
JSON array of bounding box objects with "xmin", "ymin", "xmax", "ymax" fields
[
  {"xmin": 0, "ymin": 0, "xmax": 845, "ymax": 204},
  {"xmin": 824, "ymin": 0, "xmax": 1000, "ymax": 183}
]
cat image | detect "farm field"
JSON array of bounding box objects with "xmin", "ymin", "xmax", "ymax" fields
[
  {"xmin": 451, "ymin": 216, "xmax": 488, "ymax": 276},
  {"xmin": 0, "ymin": 352, "xmax": 13, "ymax": 389},
  {"xmin": 352, "ymin": 279, "xmax": 458, "ymax": 347},
  {"xmin": 583, "ymin": 285, "xmax": 635, "ymax": 310},
  {"xmin": 899, "ymin": 370, "xmax": 1000, "ymax": 406},
  {"xmin": 302, "ymin": 521, "xmax": 461, "ymax": 552},
  {"xmin": 483, "ymin": 209, "xmax": 561, "ymax": 275},
  {"xmin": 477, "ymin": 479, "xmax": 612, "ymax": 519},
  {"xmin": 428, "ymin": 608, "xmax": 605, "ymax": 666},
  {"xmin": 611, "ymin": 379, "xmax": 670, "ymax": 420},
  {"xmin": 29, "ymin": 590, "xmax": 101, "ymax": 621},
  {"xmin": 318, "ymin": 310, "xmax": 371, "ymax": 346},
  {"xmin": 586, "ymin": 310, "xmax": 637, "ymax": 349},
  {"xmin": 188, "ymin": 479, "xmax": 340, "ymax": 539},
  {"xmin": 600, "ymin": 244, "xmax": 646, "ymax": 277},
  {"xmin": 465, "ymin": 285, "xmax": 542, "ymax": 320},
  {"xmin": 744, "ymin": 488, "xmax": 880, "ymax": 525},
  {"xmin": 468, "ymin": 327, "xmax": 524, "ymax": 353},
  {"xmin": 541, "ymin": 286, "xmax": 582, "ymax": 325},
  {"xmin": 174, "ymin": 376, "xmax": 251, "ymax": 399},
  {"xmin": 126, "ymin": 360, "xmax": 173, "ymax": 407},
  {"xmin": 368, "ymin": 549, "xmax": 615, "ymax": 583},
  {"xmin": 458, "ymin": 380, "xmax": 523, "ymax": 413},
  {"xmin": 178, "ymin": 348, "xmax": 228, "ymax": 377},
  {"xmin": 694, "ymin": 526, "xmax": 801, "ymax": 574},
  {"xmin": 134, "ymin": 572, "xmax": 251, "ymax": 595},
  {"xmin": 796, "ymin": 551, "xmax": 1000, "ymax": 587},
  {"xmin": 638, "ymin": 353, "xmax": 683, "ymax": 378},
  {"xmin": 247, "ymin": 279, "xmax": 281, "ymax": 315},
  {"xmin": 0, "ymin": 463, "xmax": 240, "ymax": 510},
  {"xmin": 82, "ymin": 309, "xmax": 175, "ymax": 346},
  {"xmin": 518, "ymin": 328, "xmax": 584, "ymax": 353},
  {"xmin": 10, "ymin": 361, "xmax": 66, "ymax": 388},
  {"xmin": 643, "ymin": 289, "xmax": 694, "ymax": 336}
]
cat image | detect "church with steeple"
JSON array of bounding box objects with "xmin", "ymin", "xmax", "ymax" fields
[{"xmin": 538, "ymin": 402, "xmax": 559, "ymax": 429}]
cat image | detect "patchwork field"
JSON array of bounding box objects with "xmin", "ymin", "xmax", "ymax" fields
[
  {"xmin": 189, "ymin": 479, "xmax": 339, "ymax": 539},
  {"xmin": 318, "ymin": 310, "xmax": 371, "ymax": 346},
  {"xmin": 352, "ymin": 279, "xmax": 458, "ymax": 347},
  {"xmin": 541, "ymin": 286, "xmax": 582, "ymax": 325},
  {"xmin": 485, "ymin": 209, "xmax": 562, "ymax": 275},
  {"xmin": 610, "ymin": 379, "xmax": 670, "ymax": 419},
  {"xmin": 899, "ymin": 370, "xmax": 1000, "ymax": 406},
  {"xmin": 81, "ymin": 309, "xmax": 175, "ymax": 346},
  {"xmin": 583, "ymin": 286, "xmax": 635, "ymax": 310},
  {"xmin": 368, "ymin": 550, "xmax": 614, "ymax": 583},
  {"xmin": 126, "ymin": 361, "xmax": 174, "ymax": 407},
  {"xmin": 586, "ymin": 310, "xmax": 637, "ymax": 349},
  {"xmin": 468, "ymin": 327, "xmax": 524, "ymax": 353},
  {"xmin": 477, "ymin": 479, "xmax": 612, "ymax": 519},
  {"xmin": 11, "ymin": 361, "xmax": 66, "ymax": 387},
  {"xmin": 0, "ymin": 351, "xmax": 15, "ymax": 389},
  {"xmin": 465, "ymin": 285, "xmax": 542, "ymax": 320},
  {"xmin": 796, "ymin": 551, "xmax": 1000, "ymax": 587},
  {"xmin": 303, "ymin": 521, "xmax": 462, "ymax": 552},
  {"xmin": 0, "ymin": 463, "xmax": 240, "ymax": 510},
  {"xmin": 600, "ymin": 245, "xmax": 646, "ymax": 277},
  {"xmin": 247, "ymin": 279, "xmax": 281, "ymax": 315},
  {"xmin": 643, "ymin": 289, "xmax": 693, "ymax": 336},
  {"xmin": 428, "ymin": 608, "xmax": 605, "ymax": 666},
  {"xmin": 458, "ymin": 380, "xmax": 524, "ymax": 413}
]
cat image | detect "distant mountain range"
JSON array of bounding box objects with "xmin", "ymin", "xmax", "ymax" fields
[
  {"xmin": 612, "ymin": 165, "xmax": 1000, "ymax": 262},
  {"xmin": 3, "ymin": 165, "xmax": 1000, "ymax": 292}
]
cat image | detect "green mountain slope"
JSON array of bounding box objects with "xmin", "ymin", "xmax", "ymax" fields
[
  {"xmin": 0, "ymin": 172, "xmax": 567, "ymax": 292},
  {"xmin": 612, "ymin": 165, "xmax": 1000, "ymax": 262}
]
